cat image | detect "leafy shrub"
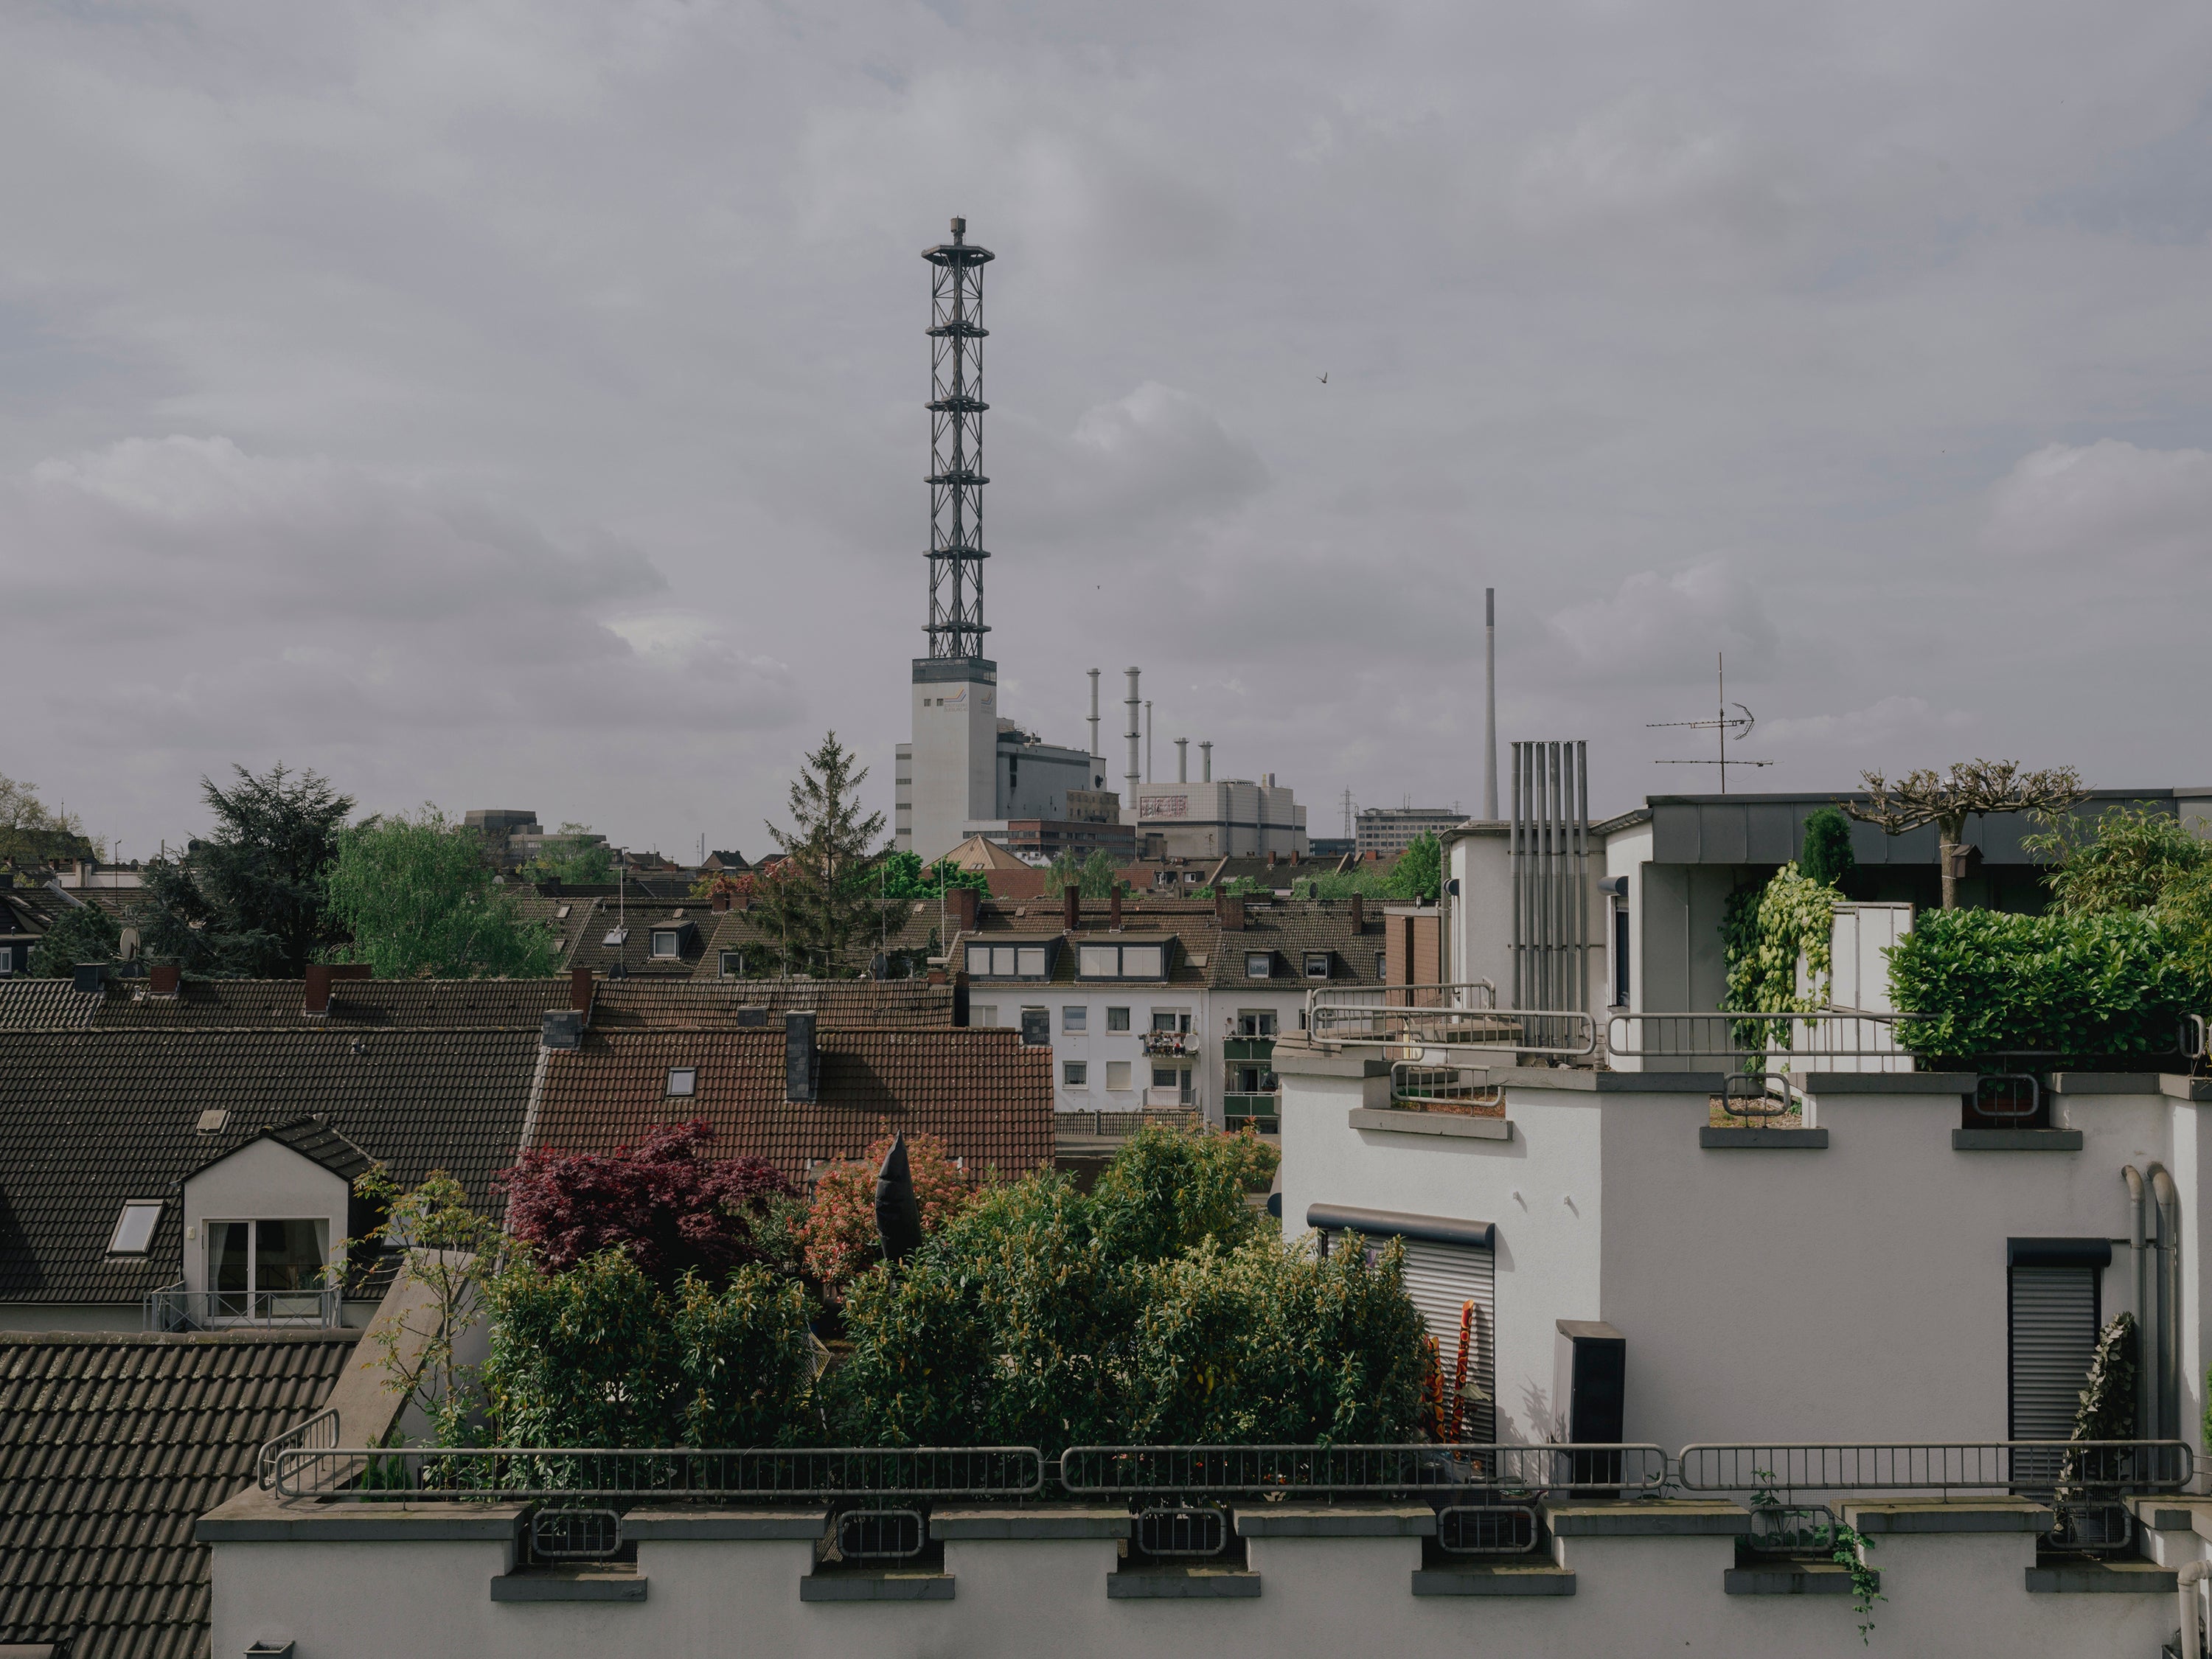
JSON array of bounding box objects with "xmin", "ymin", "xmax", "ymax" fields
[
  {"xmin": 502, "ymin": 1121, "xmax": 793, "ymax": 1287},
  {"xmin": 803, "ymin": 1130, "xmax": 974, "ymax": 1295},
  {"xmin": 1089, "ymin": 1124, "xmax": 1278, "ymax": 1264},
  {"xmin": 1799, "ymin": 808, "xmax": 1857, "ymax": 889},
  {"xmin": 1887, "ymin": 909, "xmax": 2210, "ymax": 1062},
  {"xmin": 2025, "ymin": 804, "xmax": 2212, "ymax": 918},
  {"xmin": 483, "ymin": 1250, "xmax": 816, "ymax": 1449}
]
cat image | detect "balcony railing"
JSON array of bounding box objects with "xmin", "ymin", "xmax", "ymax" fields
[
  {"xmin": 1056, "ymin": 1107, "xmax": 1201, "ymax": 1139},
  {"xmin": 1223, "ymin": 1091, "xmax": 1279, "ymax": 1130},
  {"xmin": 1140, "ymin": 1032, "xmax": 1197, "ymax": 1057},
  {"xmin": 1389, "ymin": 1062, "xmax": 1503, "ymax": 1113},
  {"xmin": 1605, "ymin": 1009, "xmax": 1923, "ymax": 1077},
  {"xmin": 1309, "ymin": 987, "xmax": 1594, "ymax": 1060},
  {"xmin": 1222, "ymin": 1035, "xmax": 1277, "ymax": 1062},
  {"xmin": 145, "ymin": 1282, "xmax": 344, "ymax": 1332}
]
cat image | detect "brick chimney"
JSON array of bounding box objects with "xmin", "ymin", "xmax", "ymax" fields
[
  {"xmin": 148, "ymin": 963, "xmax": 181, "ymax": 998},
  {"xmin": 1349, "ymin": 892, "xmax": 1365, "ymax": 932},
  {"xmin": 712, "ymin": 887, "xmax": 731, "ymax": 913},
  {"xmin": 569, "ymin": 964, "xmax": 595, "ymax": 1015},
  {"xmin": 1062, "ymin": 884, "xmax": 1080, "ymax": 931},
  {"xmin": 947, "ymin": 885, "xmax": 980, "ymax": 935},
  {"xmin": 1217, "ymin": 893, "xmax": 1245, "ymax": 931},
  {"xmin": 302, "ymin": 963, "xmax": 333, "ymax": 1018},
  {"xmin": 786, "ymin": 1009, "xmax": 819, "ymax": 1103},
  {"xmin": 951, "ymin": 970, "xmax": 970, "ymax": 1027},
  {"xmin": 1109, "ymin": 888, "xmax": 1123, "ymax": 931},
  {"xmin": 1267, "ymin": 850, "xmax": 1278, "ymax": 869}
]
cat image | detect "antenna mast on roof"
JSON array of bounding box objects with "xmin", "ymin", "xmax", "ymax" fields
[
  {"xmin": 922, "ymin": 217, "xmax": 994, "ymax": 660},
  {"xmin": 1647, "ymin": 653, "xmax": 1774, "ymax": 795}
]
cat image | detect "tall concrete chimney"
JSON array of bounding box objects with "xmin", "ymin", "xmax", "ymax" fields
[
  {"xmin": 1145, "ymin": 701, "xmax": 1153, "ymax": 783},
  {"xmin": 1088, "ymin": 668, "xmax": 1102, "ymax": 776},
  {"xmin": 1200, "ymin": 740, "xmax": 1213, "ymax": 783},
  {"xmin": 1176, "ymin": 737, "xmax": 1189, "ymax": 782},
  {"xmin": 1484, "ymin": 586, "xmax": 1499, "ymax": 821},
  {"xmin": 1124, "ymin": 668, "xmax": 1141, "ymax": 804}
]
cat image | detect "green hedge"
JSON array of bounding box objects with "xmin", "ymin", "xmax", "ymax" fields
[{"xmin": 1887, "ymin": 909, "xmax": 2209, "ymax": 1063}]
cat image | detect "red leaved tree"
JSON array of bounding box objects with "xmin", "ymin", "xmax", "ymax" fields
[
  {"xmin": 501, "ymin": 1121, "xmax": 793, "ymax": 1286},
  {"xmin": 803, "ymin": 1129, "xmax": 974, "ymax": 1295}
]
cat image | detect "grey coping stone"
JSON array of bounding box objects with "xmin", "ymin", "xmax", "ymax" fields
[
  {"xmin": 2049, "ymin": 1073, "xmax": 2163, "ymax": 1095},
  {"xmin": 1348, "ymin": 1107, "xmax": 1512, "ymax": 1141},
  {"xmin": 2126, "ymin": 1497, "xmax": 2208, "ymax": 1534},
  {"xmin": 197, "ymin": 1489, "xmax": 529, "ymax": 1543},
  {"xmin": 1412, "ymin": 1564, "xmax": 1575, "ymax": 1597},
  {"xmin": 1951, "ymin": 1129, "xmax": 2084, "ymax": 1152},
  {"xmin": 623, "ymin": 1508, "xmax": 827, "ymax": 1541},
  {"xmin": 1267, "ymin": 1045, "xmax": 1394, "ymax": 1079},
  {"xmin": 490, "ymin": 1568, "xmax": 647, "ymax": 1603},
  {"xmin": 1724, "ymin": 1563, "xmax": 1869, "ymax": 1596},
  {"xmin": 1541, "ymin": 1500, "xmax": 1748, "ymax": 1537},
  {"xmin": 1495, "ymin": 1068, "xmax": 1726, "ymax": 1093},
  {"xmin": 1107, "ymin": 1567, "xmax": 1262, "ymax": 1599},
  {"xmin": 800, "ymin": 1572, "xmax": 956, "ymax": 1601},
  {"xmin": 930, "ymin": 1506, "xmax": 1130, "ymax": 1540},
  {"xmin": 1786, "ymin": 1071, "xmax": 1978, "ymax": 1093},
  {"xmin": 2162, "ymin": 1076, "xmax": 2212, "ymax": 1102},
  {"xmin": 2026, "ymin": 1560, "xmax": 2177, "ymax": 1594},
  {"xmin": 1843, "ymin": 1499, "xmax": 2053, "ymax": 1534},
  {"xmin": 1235, "ymin": 1504, "xmax": 1436, "ymax": 1538},
  {"xmin": 1700, "ymin": 1127, "xmax": 1829, "ymax": 1150}
]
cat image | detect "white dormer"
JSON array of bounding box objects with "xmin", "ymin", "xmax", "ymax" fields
[{"xmin": 176, "ymin": 1118, "xmax": 372, "ymax": 1325}]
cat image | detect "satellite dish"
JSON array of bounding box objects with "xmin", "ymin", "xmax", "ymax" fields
[{"xmin": 117, "ymin": 926, "xmax": 140, "ymax": 963}]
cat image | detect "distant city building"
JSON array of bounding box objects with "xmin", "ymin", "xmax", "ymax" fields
[
  {"xmin": 1308, "ymin": 836, "xmax": 1354, "ymax": 859},
  {"xmin": 1355, "ymin": 804, "xmax": 1465, "ymax": 857}
]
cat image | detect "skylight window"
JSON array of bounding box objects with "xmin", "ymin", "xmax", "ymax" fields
[
  {"xmin": 667, "ymin": 1067, "xmax": 698, "ymax": 1098},
  {"xmin": 602, "ymin": 928, "xmax": 628, "ymax": 947},
  {"xmin": 109, "ymin": 1200, "xmax": 163, "ymax": 1255}
]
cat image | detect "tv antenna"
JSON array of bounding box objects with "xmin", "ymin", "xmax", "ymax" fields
[{"xmin": 1647, "ymin": 653, "xmax": 1773, "ymax": 795}]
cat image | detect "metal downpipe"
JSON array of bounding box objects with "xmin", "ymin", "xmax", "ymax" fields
[
  {"xmin": 2126, "ymin": 1166, "xmax": 2151, "ymax": 1440},
  {"xmin": 2152, "ymin": 1164, "xmax": 2182, "ymax": 1440}
]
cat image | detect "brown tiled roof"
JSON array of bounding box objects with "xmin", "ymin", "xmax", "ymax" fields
[
  {"xmin": 0, "ymin": 1329, "xmax": 356, "ymax": 1659},
  {"xmin": 695, "ymin": 902, "xmax": 941, "ymax": 979},
  {"xmin": 947, "ymin": 898, "xmax": 1385, "ymax": 991},
  {"xmin": 0, "ymin": 1028, "xmax": 540, "ymax": 1304},
  {"xmin": 572, "ymin": 898, "xmax": 719, "ymax": 978},
  {"xmin": 590, "ymin": 979, "xmax": 955, "ymax": 1029},
  {"xmin": 78, "ymin": 978, "xmax": 574, "ymax": 1030},
  {"xmin": 531, "ymin": 1028, "xmax": 1054, "ymax": 1180}
]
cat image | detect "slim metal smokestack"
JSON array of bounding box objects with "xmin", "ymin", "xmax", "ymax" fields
[
  {"xmin": 1088, "ymin": 668, "xmax": 1101, "ymax": 772},
  {"xmin": 1200, "ymin": 740, "xmax": 1213, "ymax": 783},
  {"xmin": 1124, "ymin": 668, "xmax": 1141, "ymax": 804},
  {"xmin": 1484, "ymin": 587, "xmax": 1498, "ymax": 821},
  {"xmin": 1176, "ymin": 737, "xmax": 1189, "ymax": 782},
  {"xmin": 1145, "ymin": 701, "xmax": 1153, "ymax": 782}
]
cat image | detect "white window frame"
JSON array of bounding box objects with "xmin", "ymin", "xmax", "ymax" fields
[
  {"xmin": 650, "ymin": 930, "xmax": 681, "ymax": 959},
  {"xmin": 720, "ymin": 950, "xmax": 745, "ymax": 978},
  {"xmin": 1303, "ymin": 952, "xmax": 1331, "ymax": 980},
  {"xmin": 1106, "ymin": 1006, "xmax": 1132, "ymax": 1032},
  {"xmin": 1245, "ymin": 952, "xmax": 1273, "ymax": 979},
  {"xmin": 1062, "ymin": 1005, "xmax": 1088, "ymax": 1033},
  {"xmin": 1104, "ymin": 1060, "xmax": 1134, "ymax": 1091},
  {"xmin": 1063, "ymin": 1060, "xmax": 1088, "ymax": 1088}
]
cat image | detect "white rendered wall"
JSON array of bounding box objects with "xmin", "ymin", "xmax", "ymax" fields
[
  {"xmin": 907, "ymin": 663, "xmax": 998, "ymax": 861},
  {"xmin": 181, "ymin": 1138, "xmax": 349, "ymax": 1295},
  {"xmin": 1447, "ymin": 832, "xmax": 1511, "ymax": 999}
]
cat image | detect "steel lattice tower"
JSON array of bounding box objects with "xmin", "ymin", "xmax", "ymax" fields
[{"xmin": 922, "ymin": 217, "xmax": 992, "ymax": 659}]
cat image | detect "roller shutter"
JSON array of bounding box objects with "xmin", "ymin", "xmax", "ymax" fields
[
  {"xmin": 1398, "ymin": 1239, "xmax": 1495, "ymax": 1444},
  {"xmin": 2008, "ymin": 1265, "xmax": 2098, "ymax": 1441}
]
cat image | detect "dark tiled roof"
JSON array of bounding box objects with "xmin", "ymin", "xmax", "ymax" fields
[
  {"xmin": 590, "ymin": 979, "xmax": 955, "ymax": 1029},
  {"xmin": 0, "ymin": 977, "xmax": 575, "ymax": 1033},
  {"xmin": 573, "ymin": 899, "xmax": 720, "ymax": 978},
  {"xmin": 0, "ymin": 1329, "xmax": 356, "ymax": 1659},
  {"xmin": 695, "ymin": 902, "xmax": 941, "ymax": 979},
  {"xmin": 0, "ymin": 1029, "xmax": 540, "ymax": 1303},
  {"xmin": 949, "ymin": 899, "xmax": 1385, "ymax": 992},
  {"xmin": 509, "ymin": 894, "xmax": 602, "ymax": 969},
  {"xmin": 531, "ymin": 1028, "xmax": 1054, "ymax": 1180},
  {"xmin": 0, "ymin": 979, "xmax": 101, "ymax": 1031}
]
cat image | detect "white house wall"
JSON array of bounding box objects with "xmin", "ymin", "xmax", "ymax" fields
[{"xmin": 181, "ymin": 1138, "xmax": 350, "ymax": 1296}]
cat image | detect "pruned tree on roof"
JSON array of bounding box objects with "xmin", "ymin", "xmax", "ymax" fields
[
  {"xmin": 759, "ymin": 731, "xmax": 908, "ymax": 977},
  {"xmin": 1846, "ymin": 760, "xmax": 2084, "ymax": 911},
  {"xmin": 142, "ymin": 762, "xmax": 354, "ymax": 975}
]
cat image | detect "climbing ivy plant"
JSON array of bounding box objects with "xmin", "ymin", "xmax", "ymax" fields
[{"xmin": 1721, "ymin": 863, "xmax": 1842, "ymax": 1058}]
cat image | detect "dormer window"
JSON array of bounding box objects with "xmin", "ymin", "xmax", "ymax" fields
[
  {"xmin": 667, "ymin": 1067, "xmax": 698, "ymax": 1098},
  {"xmin": 108, "ymin": 1200, "xmax": 164, "ymax": 1255},
  {"xmin": 720, "ymin": 950, "xmax": 745, "ymax": 978},
  {"xmin": 650, "ymin": 929, "xmax": 681, "ymax": 959},
  {"xmin": 1245, "ymin": 952, "xmax": 1273, "ymax": 979},
  {"xmin": 1303, "ymin": 952, "xmax": 1332, "ymax": 980}
]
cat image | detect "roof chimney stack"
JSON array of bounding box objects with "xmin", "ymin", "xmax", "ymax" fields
[
  {"xmin": 1062, "ymin": 883, "xmax": 1080, "ymax": 931},
  {"xmin": 1217, "ymin": 892, "xmax": 1245, "ymax": 931},
  {"xmin": 1349, "ymin": 892, "xmax": 1365, "ymax": 932},
  {"xmin": 947, "ymin": 884, "xmax": 979, "ymax": 936},
  {"xmin": 1109, "ymin": 887, "xmax": 1124, "ymax": 931},
  {"xmin": 569, "ymin": 964, "xmax": 594, "ymax": 1015},
  {"xmin": 302, "ymin": 964, "xmax": 332, "ymax": 1018},
  {"xmin": 148, "ymin": 963, "xmax": 181, "ymax": 998},
  {"xmin": 786, "ymin": 1009, "xmax": 819, "ymax": 1104}
]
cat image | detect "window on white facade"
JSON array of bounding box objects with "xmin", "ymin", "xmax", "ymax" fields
[
  {"xmin": 108, "ymin": 1200, "xmax": 164, "ymax": 1255},
  {"xmin": 1236, "ymin": 1010, "xmax": 1279, "ymax": 1038},
  {"xmin": 1062, "ymin": 1006, "xmax": 1087, "ymax": 1033},
  {"xmin": 207, "ymin": 1218, "xmax": 330, "ymax": 1315},
  {"xmin": 1063, "ymin": 1061, "xmax": 1088, "ymax": 1087},
  {"xmin": 1245, "ymin": 953, "xmax": 1272, "ymax": 978},
  {"xmin": 1107, "ymin": 1006, "xmax": 1131, "ymax": 1032},
  {"xmin": 1105, "ymin": 1060, "xmax": 1133, "ymax": 1091},
  {"xmin": 970, "ymin": 1005, "xmax": 998, "ymax": 1027}
]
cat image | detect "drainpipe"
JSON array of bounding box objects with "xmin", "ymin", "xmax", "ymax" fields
[
  {"xmin": 2152, "ymin": 1164, "xmax": 2182, "ymax": 1440},
  {"xmin": 2180, "ymin": 1560, "xmax": 2208, "ymax": 1659},
  {"xmin": 2126, "ymin": 1166, "xmax": 2152, "ymax": 1440}
]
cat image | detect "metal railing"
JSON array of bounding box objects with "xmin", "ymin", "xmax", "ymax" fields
[
  {"xmin": 1057, "ymin": 1443, "xmax": 1668, "ymax": 1499},
  {"xmin": 271, "ymin": 1444, "xmax": 1046, "ymax": 1502},
  {"xmin": 1054, "ymin": 1107, "xmax": 1202, "ymax": 1139},
  {"xmin": 147, "ymin": 1283, "xmax": 344, "ymax": 1332},
  {"xmin": 257, "ymin": 1407, "xmax": 341, "ymax": 1490},
  {"xmin": 1677, "ymin": 1441, "xmax": 2193, "ymax": 1498},
  {"xmin": 1604, "ymin": 1009, "xmax": 1924, "ymax": 1076},
  {"xmin": 1310, "ymin": 989, "xmax": 1594, "ymax": 1061},
  {"xmin": 1390, "ymin": 1062, "xmax": 1503, "ymax": 1112},
  {"xmin": 1307, "ymin": 982, "xmax": 1495, "ymax": 1039}
]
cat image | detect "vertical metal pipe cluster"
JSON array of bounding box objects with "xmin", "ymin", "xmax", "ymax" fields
[
  {"xmin": 923, "ymin": 218, "xmax": 994, "ymax": 660},
  {"xmin": 1510, "ymin": 740, "xmax": 1590, "ymax": 1012}
]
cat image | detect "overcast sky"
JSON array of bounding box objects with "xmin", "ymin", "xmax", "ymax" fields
[{"xmin": 4, "ymin": 1, "xmax": 2211, "ymax": 858}]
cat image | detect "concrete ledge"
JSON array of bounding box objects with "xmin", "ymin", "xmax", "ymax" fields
[
  {"xmin": 1108, "ymin": 1567, "xmax": 1261, "ymax": 1599},
  {"xmin": 197, "ymin": 1487, "xmax": 527, "ymax": 1543},
  {"xmin": 1700, "ymin": 1127, "xmax": 1828, "ymax": 1149},
  {"xmin": 1725, "ymin": 1562, "xmax": 1870, "ymax": 1596},
  {"xmin": 2026, "ymin": 1559, "xmax": 2177, "ymax": 1593},
  {"xmin": 2126, "ymin": 1496, "xmax": 2208, "ymax": 1534},
  {"xmin": 1787, "ymin": 1071, "xmax": 1977, "ymax": 1093},
  {"xmin": 801, "ymin": 1572, "xmax": 956, "ymax": 1601},
  {"xmin": 2049, "ymin": 1073, "xmax": 2162, "ymax": 1095},
  {"xmin": 624, "ymin": 1508, "xmax": 826, "ymax": 1541},
  {"xmin": 1543, "ymin": 1500, "xmax": 1747, "ymax": 1537},
  {"xmin": 1267, "ymin": 1043, "xmax": 1393, "ymax": 1080},
  {"xmin": 1497, "ymin": 1068, "xmax": 1725, "ymax": 1093},
  {"xmin": 1843, "ymin": 1499, "xmax": 2053, "ymax": 1535},
  {"xmin": 1412, "ymin": 1563, "xmax": 1575, "ymax": 1596},
  {"xmin": 1236, "ymin": 1504, "xmax": 1436, "ymax": 1538},
  {"xmin": 1349, "ymin": 1107, "xmax": 1511, "ymax": 1141},
  {"xmin": 931, "ymin": 1506, "xmax": 1130, "ymax": 1540},
  {"xmin": 2162, "ymin": 1076, "xmax": 2212, "ymax": 1102},
  {"xmin": 490, "ymin": 1568, "xmax": 646, "ymax": 1602},
  {"xmin": 1951, "ymin": 1129, "xmax": 2083, "ymax": 1151}
]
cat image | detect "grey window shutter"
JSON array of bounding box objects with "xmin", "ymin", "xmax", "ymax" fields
[
  {"xmin": 2008, "ymin": 1265, "xmax": 2098, "ymax": 1441},
  {"xmin": 1397, "ymin": 1239, "xmax": 1497, "ymax": 1444}
]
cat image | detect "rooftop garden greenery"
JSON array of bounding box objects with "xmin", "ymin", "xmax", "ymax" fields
[{"xmin": 370, "ymin": 1124, "xmax": 1429, "ymax": 1456}]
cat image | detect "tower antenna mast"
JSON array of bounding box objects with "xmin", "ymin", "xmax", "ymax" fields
[
  {"xmin": 922, "ymin": 218, "xmax": 993, "ymax": 658},
  {"xmin": 1647, "ymin": 653, "xmax": 1773, "ymax": 794}
]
